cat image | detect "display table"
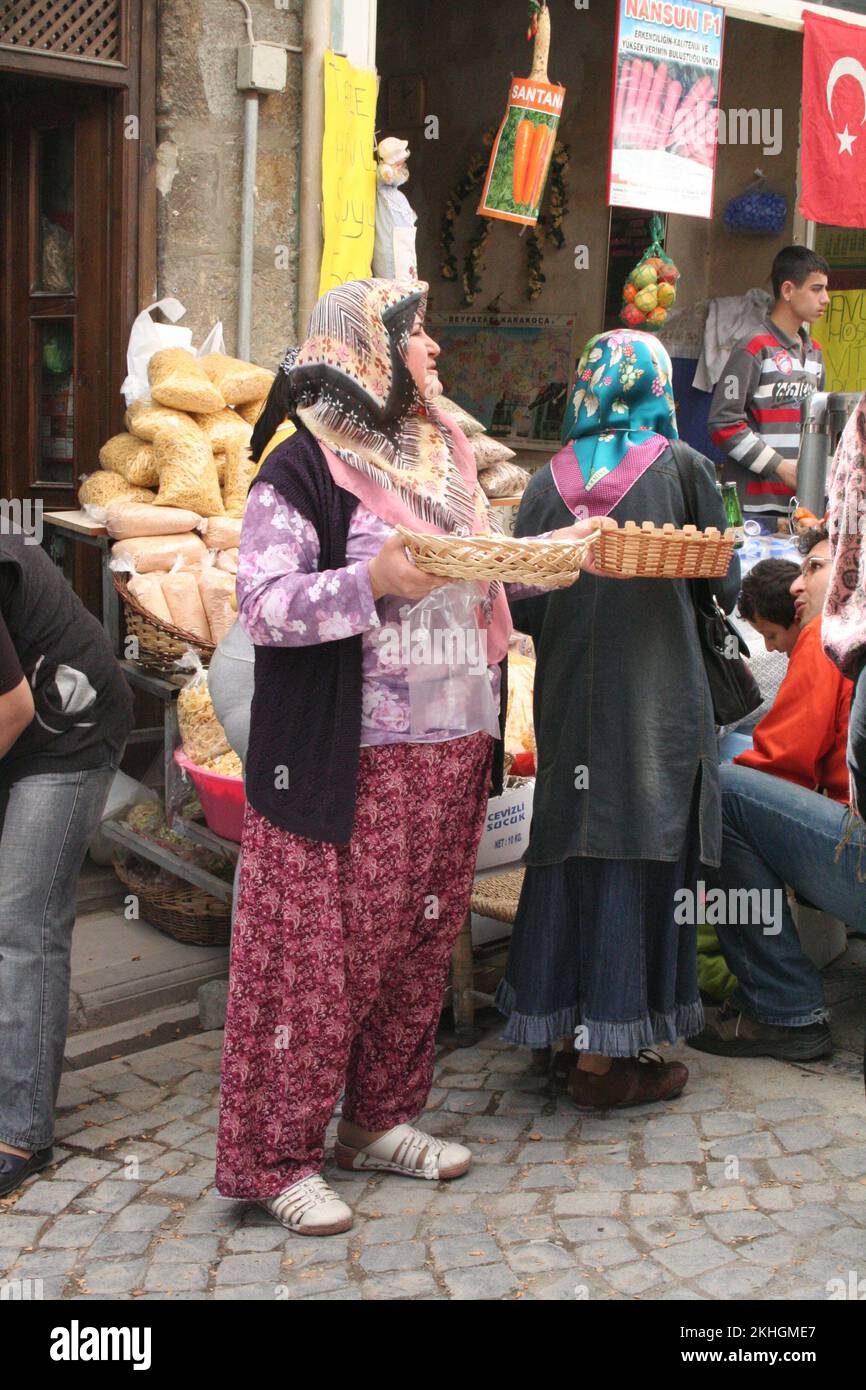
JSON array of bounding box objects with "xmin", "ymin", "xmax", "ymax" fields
[
  {"xmin": 98, "ymin": 662, "xmax": 238, "ymax": 907},
  {"xmin": 43, "ymin": 510, "xmax": 121, "ymax": 655}
]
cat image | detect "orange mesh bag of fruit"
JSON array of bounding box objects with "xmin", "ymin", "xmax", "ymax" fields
[{"xmin": 619, "ymin": 216, "xmax": 679, "ymax": 334}]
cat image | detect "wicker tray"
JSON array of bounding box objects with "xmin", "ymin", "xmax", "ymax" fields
[
  {"xmin": 114, "ymin": 573, "xmax": 215, "ymax": 672},
  {"xmin": 592, "ymin": 520, "xmax": 736, "ymax": 578},
  {"xmin": 397, "ymin": 527, "xmax": 598, "ymax": 589},
  {"xmin": 112, "ymin": 853, "xmax": 230, "ymax": 947}
]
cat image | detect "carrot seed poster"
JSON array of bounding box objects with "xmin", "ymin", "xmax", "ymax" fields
[{"xmin": 608, "ymin": 0, "xmax": 725, "ymax": 220}]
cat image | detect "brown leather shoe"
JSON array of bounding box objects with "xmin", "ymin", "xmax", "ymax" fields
[
  {"xmin": 687, "ymin": 1003, "xmax": 832, "ymax": 1062},
  {"xmin": 568, "ymin": 1051, "xmax": 688, "ymax": 1110}
]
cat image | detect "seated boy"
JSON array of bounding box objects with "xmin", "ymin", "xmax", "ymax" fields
[
  {"xmin": 738, "ymin": 558, "xmax": 801, "ymax": 656},
  {"xmin": 690, "ymin": 526, "xmax": 862, "ymax": 1062}
]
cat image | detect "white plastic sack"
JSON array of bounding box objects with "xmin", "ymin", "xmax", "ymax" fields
[
  {"xmin": 120, "ymin": 299, "xmax": 227, "ymax": 407},
  {"xmin": 88, "ymin": 772, "xmax": 159, "ymax": 865}
]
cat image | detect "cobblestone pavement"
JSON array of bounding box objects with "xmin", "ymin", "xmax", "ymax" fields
[{"xmin": 2, "ymin": 1021, "xmax": 865, "ymax": 1301}]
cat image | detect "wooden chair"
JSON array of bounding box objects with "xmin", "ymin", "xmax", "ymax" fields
[{"xmin": 449, "ymin": 866, "xmax": 525, "ymax": 1045}]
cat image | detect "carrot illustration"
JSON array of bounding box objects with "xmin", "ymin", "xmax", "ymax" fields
[
  {"xmin": 522, "ymin": 120, "xmax": 549, "ymax": 205},
  {"xmin": 656, "ymin": 77, "xmax": 682, "ymax": 148},
  {"xmin": 528, "ymin": 123, "xmax": 553, "ymax": 208},
  {"xmin": 513, "ymin": 118, "xmax": 534, "ymax": 205},
  {"xmin": 615, "ymin": 58, "xmax": 632, "ymax": 135},
  {"xmin": 641, "ymin": 62, "xmax": 667, "ymax": 145}
]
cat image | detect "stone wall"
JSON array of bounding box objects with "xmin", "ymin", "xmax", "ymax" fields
[{"xmin": 156, "ymin": 0, "xmax": 303, "ymax": 367}]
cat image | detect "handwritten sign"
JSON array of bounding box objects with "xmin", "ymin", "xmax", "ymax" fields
[
  {"xmin": 814, "ymin": 290, "xmax": 866, "ymax": 392},
  {"xmin": 319, "ymin": 52, "xmax": 378, "ymax": 296}
]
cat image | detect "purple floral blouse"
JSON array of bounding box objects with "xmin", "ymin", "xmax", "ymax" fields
[{"xmin": 237, "ymin": 481, "xmax": 543, "ymax": 746}]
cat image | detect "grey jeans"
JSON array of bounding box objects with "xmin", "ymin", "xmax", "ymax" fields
[{"xmin": 0, "ymin": 765, "xmax": 114, "ymax": 1150}]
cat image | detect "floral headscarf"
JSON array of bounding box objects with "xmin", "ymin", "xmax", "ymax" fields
[
  {"xmin": 289, "ymin": 277, "xmax": 487, "ymax": 537},
  {"xmin": 551, "ymin": 330, "xmax": 678, "ymax": 517}
]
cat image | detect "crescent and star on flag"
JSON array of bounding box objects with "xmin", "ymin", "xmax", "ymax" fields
[{"xmin": 826, "ymin": 56, "xmax": 866, "ymax": 156}]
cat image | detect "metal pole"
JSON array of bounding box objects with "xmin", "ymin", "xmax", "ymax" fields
[
  {"xmin": 298, "ymin": 0, "xmax": 331, "ymax": 340},
  {"xmin": 237, "ymin": 90, "xmax": 260, "ymax": 361}
]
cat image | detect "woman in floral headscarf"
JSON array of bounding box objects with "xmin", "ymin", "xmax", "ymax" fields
[
  {"xmin": 498, "ymin": 329, "xmax": 740, "ymax": 1109},
  {"xmin": 214, "ymin": 279, "xmax": 598, "ymax": 1234}
]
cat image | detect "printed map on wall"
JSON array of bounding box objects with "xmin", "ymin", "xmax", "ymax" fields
[{"xmin": 427, "ymin": 313, "xmax": 576, "ymax": 442}]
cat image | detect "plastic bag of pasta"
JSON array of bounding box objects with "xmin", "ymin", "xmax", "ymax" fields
[
  {"xmin": 161, "ymin": 559, "xmax": 212, "ymax": 643},
  {"xmin": 221, "ymin": 440, "xmax": 257, "ymax": 518},
  {"xmin": 78, "ymin": 472, "xmax": 155, "ymax": 510},
  {"xmin": 153, "ymin": 426, "xmax": 224, "ymax": 516},
  {"xmin": 198, "ymin": 552, "xmax": 237, "ymax": 645},
  {"xmin": 175, "ymin": 650, "xmax": 231, "ymax": 764},
  {"xmin": 200, "ymin": 352, "xmax": 274, "ymax": 406},
  {"xmin": 99, "ymin": 433, "xmax": 159, "ymax": 488},
  {"xmin": 148, "ymin": 347, "xmax": 225, "ymax": 414},
  {"xmin": 125, "ymin": 397, "xmax": 198, "ymax": 442},
  {"xmin": 192, "ymin": 407, "xmax": 253, "ymax": 454}
]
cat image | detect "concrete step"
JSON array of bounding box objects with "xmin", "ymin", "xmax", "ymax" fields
[
  {"xmin": 63, "ymin": 1000, "xmax": 202, "ymax": 1070},
  {"xmin": 69, "ymin": 904, "xmax": 228, "ymax": 1035}
]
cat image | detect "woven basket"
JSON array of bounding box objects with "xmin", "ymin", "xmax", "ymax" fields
[
  {"xmin": 592, "ymin": 520, "xmax": 736, "ymax": 579},
  {"xmin": 397, "ymin": 527, "xmax": 598, "ymax": 588},
  {"xmin": 114, "ymin": 573, "xmax": 215, "ymax": 672},
  {"xmin": 112, "ymin": 853, "xmax": 230, "ymax": 947},
  {"xmin": 470, "ymin": 866, "xmax": 526, "ymax": 925}
]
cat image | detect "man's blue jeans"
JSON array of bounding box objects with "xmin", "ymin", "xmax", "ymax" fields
[
  {"xmin": 0, "ymin": 766, "xmax": 114, "ymax": 1150},
  {"xmin": 713, "ymin": 762, "xmax": 866, "ymax": 1027}
]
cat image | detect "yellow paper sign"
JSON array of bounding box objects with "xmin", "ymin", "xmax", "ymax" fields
[
  {"xmin": 813, "ymin": 290, "xmax": 866, "ymax": 393},
  {"xmin": 319, "ymin": 52, "xmax": 378, "ymax": 296}
]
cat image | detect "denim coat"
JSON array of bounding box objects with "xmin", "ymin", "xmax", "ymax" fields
[{"xmin": 510, "ymin": 442, "xmax": 741, "ymax": 868}]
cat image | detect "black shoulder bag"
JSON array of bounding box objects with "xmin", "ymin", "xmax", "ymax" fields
[{"xmin": 671, "ymin": 442, "xmax": 763, "ymax": 727}]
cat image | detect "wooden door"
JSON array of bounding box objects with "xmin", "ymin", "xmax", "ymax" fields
[{"xmin": 0, "ymin": 78, "xmax": 112, "ymax": 512}]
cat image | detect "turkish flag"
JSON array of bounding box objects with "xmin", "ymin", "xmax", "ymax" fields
[{"xmin": 800, "ymin": 11, "xmax": 866, "ymax": 227}]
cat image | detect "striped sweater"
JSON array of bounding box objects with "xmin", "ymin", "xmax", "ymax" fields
[{"xmin": 708, "ymin": 316, "xmax": 825, "ymax": 515}]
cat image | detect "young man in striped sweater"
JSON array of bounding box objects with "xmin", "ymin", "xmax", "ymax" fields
[{"xmin": 708, "ymin": 246, "xmax": 829, "ymax": 525}]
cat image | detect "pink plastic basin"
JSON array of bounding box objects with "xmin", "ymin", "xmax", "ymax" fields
[{"xmin": 174, "ymin": 748, "xmax": 245, "ymax": 843}]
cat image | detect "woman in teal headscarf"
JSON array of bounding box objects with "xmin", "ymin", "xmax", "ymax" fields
[{"xmin": 497, "ymin": 330, "xmax": 740, "ymax": 1109}]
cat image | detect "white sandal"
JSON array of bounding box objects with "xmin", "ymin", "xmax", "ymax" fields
[
  {"xmin": 259, "ymin": 1173, "xmax": 353, "ymax": 1236},
  {"xmin": 335, "ymin": 1123, "xmax": 472, "ymax": 1181}
]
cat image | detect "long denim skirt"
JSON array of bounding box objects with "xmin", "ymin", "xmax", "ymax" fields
[{"xmin": 495, "ymin": 826, "xmax": 704, "ymax": 1057}]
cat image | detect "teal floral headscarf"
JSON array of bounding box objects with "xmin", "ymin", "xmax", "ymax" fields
[{"xmin": 552, "ymin": 330, "xmax": 678, "ymax": 513}]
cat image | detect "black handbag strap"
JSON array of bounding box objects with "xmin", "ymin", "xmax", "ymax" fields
[{"xmin": 669, "ymin": 440, "xmax": 711, "ymax": 610}]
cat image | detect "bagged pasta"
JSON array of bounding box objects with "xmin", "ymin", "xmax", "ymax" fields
[
  {"xmin": 78, "ymin": 472, "xmax": 155, "ymax": 509},
  {"xmin": 153, "ymin": 427, "xmax": 224, "ymax": 515},
  {"xmin": 198, "ymin": 553, "xmax": 236, "ymax": 644},
  {"xmin": 215, "ymin": 547, "xmax": 239, "ymax": 574},
  {"xmin": 478, "ymin": 460, "xmax": 530, "ymax": 498},
  {"xmin": 110, "ymin": 532, "xmax": 206, "ymax": 574},
  {"xmin": 200, "ymin": 352, "xmax": 274, "ymax": 406},
  {"xmin": 161, "ymin": 559, "xmax": 212, "ymax": 642},
  {"xmin": 438, "ymin": 395, "xmax": 485, "ymax": 438},
  {"xmin": 192, "ymin": 407, "xmax": 252, "ymax": 454},
  {"xmin": 472, "ymin": 434, "xmax": 516, "ymax": 470},
  {"xmin": 199, "ymin": 515, "xmax": 242, "ymax": 550},
  {"xmin": 176, "ymin": 651, "xmax": 231, "ymax": 763},
  {"xmin": 125, "ymin": 398, "xmax": 198, "ymax": 442},
  {"xmin": 221, "ymin": 440, "xmax": 257, "ymax": 518},
  {"xmin": 236, "ymin": 397, "xmax": 267, "ymax": 427},
  {"xmin": 127, "ymin": 570, "xmax": 173, "ymax": 626},
  {"xmin": 99, "ymin": 433, "xmax": 159, "ymax": 487},
  {"xmin": 148, "ymin": 347, "xmax": 225, "ymax": 414},
  {"xmin": 105, "ymin": 500, "xmax": 203, "ymax": 540}
]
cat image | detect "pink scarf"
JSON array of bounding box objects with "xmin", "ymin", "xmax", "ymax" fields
[{"xmin": 320, "ymin": 411, "xmax": 512, "ymax": 665}]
